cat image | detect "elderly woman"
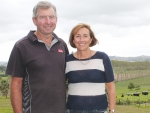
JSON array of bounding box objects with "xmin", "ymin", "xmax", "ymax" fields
[{"xmin": 65, "ymin": 23, "xmax": 116, "ymax": 113}]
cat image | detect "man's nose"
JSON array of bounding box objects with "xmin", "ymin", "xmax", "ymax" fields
[{"xmin": 45, "ymin": 17, "xmax": 52, "ymax": 24}]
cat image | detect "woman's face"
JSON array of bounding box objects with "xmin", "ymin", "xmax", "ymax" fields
[{"xmin": 73, "ymin": 27, "xmax": 92, "ymax": 51}]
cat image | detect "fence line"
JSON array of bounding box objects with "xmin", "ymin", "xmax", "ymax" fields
[{"xmin": 114, "ymin": 70, "xmax": 150, "ymax": 81}]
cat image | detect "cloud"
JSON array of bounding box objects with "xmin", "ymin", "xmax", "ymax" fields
[{"xmin": 0, "ymin": 0, "xmax": 150, "ymax": 61}]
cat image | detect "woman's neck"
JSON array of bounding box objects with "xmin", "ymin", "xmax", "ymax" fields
[{"xmin": 76, "ymin": 49, "xmax": 91, "ymax": 59}]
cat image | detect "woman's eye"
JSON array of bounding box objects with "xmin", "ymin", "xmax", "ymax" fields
[
  {"xmin": 75, "ymin": 35, "xmax": 80, "ymax": 38},
  {"xmin": 84, "ymin": 35, "xmax": 89, "ymax": 37}
]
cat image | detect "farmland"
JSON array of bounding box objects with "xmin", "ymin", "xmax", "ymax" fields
[
  {"xmin": 0, "ymin": 75, "xmax": 150, "ymax": 113},
  {"xmin": 0, "ymin": 61, "xmax": 150, "ymax": 112}
]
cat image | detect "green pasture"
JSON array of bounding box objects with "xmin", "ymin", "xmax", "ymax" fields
[
  {"xmin": 0, "ymin": 70, "xmax": 4, "ymax": 73},
  {"xmin": 116, "ymin": 105, "xmax": 150, "ymax": 113},
  {"xmin": 115, "ymin": 75, "xmax": 150, "ymax": 109},
  {"xmin": 0, "ymin": 76, "xmax": 150, "ymax": 112},
  {"xmin": 1, "ymin": 77, "xmax": 9, "ymax": 80},
  {"xmin": 115, "ymin": 75, "xmax": 150, "ymax": 94},
  {"xmin": 0, "ymin": 96, "xmax": 149, "ymax": 113},
  {"xmin": 0, "ymin": 96, "xmax": 13, "ymax": 113}
]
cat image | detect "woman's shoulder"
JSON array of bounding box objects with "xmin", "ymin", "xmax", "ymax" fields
[
  {"xmin": 91, "ymin": 51, "xmax": 110, "ymax": 61},
  {"xmin": 94, "ymin": 51, "xmax": 109, "ymax": 57},
  {"xmin": 66, "ymin": 53, "xmax": 76, "ymax": 62}
]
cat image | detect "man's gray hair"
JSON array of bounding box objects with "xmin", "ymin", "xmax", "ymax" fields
[{"xmin": 32, "ymin": 1, "xmax": 57, "ymax": 18}]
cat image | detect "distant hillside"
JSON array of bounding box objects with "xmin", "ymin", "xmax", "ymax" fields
[
  {"xmin": 0, "ymin": 62, "xmax": 7, "ymax": 66},
  {"xmin": 109, "ymin": 55, "xmax": 150, "ymax": 62},
  {"xmin": 0, "ymin": 55, "xmax": 150, "ymax": 66}
]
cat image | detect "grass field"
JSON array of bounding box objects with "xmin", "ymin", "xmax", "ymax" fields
[
  {"xmin": 116, "ymin": 105, "xmax": 150, "ymax": 113},
  {"xmin": 0, "ymin": 97, "xmax": 149, "ymax": 113},
  {"xmin": 0, "ymin": 97, "xmax": 13, "ymax": 113},
  {"xmin": 115, "ymin": 75, "xmax": 150, "ymax": 108},
  {"xmin": 115, "ymin": 75, "xmax": 150, "ymax": 93},
  {"xmin": 0, "ymin": 75, "xmax": 150, "ymax": 112}
]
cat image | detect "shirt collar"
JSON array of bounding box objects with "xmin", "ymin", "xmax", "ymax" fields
[{"xmin": 28, "ymin": 30, "xmax": 60, "ymax": 43}]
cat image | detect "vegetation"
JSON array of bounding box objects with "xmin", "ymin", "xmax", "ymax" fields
[
  {"xmin": 0, "ymin": 80, "xmax": 9, "ymax": 98},
  {"xmin": 128, "ymin": 82, "xmax": 135, "ymax": 90},
  {"xmin": 0, "ymin": 75, "xmax": 150, "ymax": 112},
  {"xmin": 0, "ymin": 66, "xmax": 6, "ymax": 73},
  {"xmin": 115, "ymin": 75, "xmax": 150, "ymax": 109},
  {"xmin": 0, "ymin": 96, "xmax": 12, "ymax": 113},
  {"xmin": 111, "ymin": 60, "xmax": 150, "ymax": 71},
  {"xmin": 111, "ymin": 60, "xmax": 150, "ymax": 82},
  {"xmin": 0, "ymin": 61, "xmax": 150, "ymax": 112},
  {"xmin": 116, "ymin": 105, "xmax": 150, "ymax": 113}
]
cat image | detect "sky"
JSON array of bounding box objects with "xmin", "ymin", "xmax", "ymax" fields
[{"xmin": 0, "ymin": 0, "xmax": 150, "ymax": 61}]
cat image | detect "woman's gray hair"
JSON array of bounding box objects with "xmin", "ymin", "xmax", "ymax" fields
[{"xmin": 32, "ymin": 1, "xmax": 57, "ymax": 18}]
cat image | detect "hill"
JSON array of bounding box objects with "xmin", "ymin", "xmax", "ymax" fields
[
  {"xmin": 0, "ymin": 62, "xmax": 7, "ymax": 66},
  {"xmin": 109, "ymin": 55, "xmax": 150, "ymax": 62},
  {"xmin": 0, "ymin": 55, "xmax": 150, "ymax": 66}
]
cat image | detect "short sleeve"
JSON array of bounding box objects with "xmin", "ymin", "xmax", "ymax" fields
[
  {"xmin": 5, "ymin": 43, "xmax": 25, "ymax": 77},
  {"xmin": 103, "ymin": 53, "xmax": 114, "ymax": 82}
]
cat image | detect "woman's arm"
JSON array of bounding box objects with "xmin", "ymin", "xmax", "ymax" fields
[{"xmin": 106, "ymin": 81, "xmax": 116, "ymax": 112}]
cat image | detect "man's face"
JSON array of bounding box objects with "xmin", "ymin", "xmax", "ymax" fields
[{"xmin": 33, "ymin": 7, "xmax": 57, "ymax": 36}]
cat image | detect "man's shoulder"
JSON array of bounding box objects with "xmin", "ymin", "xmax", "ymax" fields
[
  {"xmin": 15, "ymin": 31, "xmax": 35, "ymax": 46},
  {"xmin": 15, "ymin": 36, "xmax": 28, "ymax": 46}
]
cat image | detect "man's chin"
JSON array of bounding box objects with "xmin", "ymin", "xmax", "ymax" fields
[{"xmin": 43, "ymin": 31, "xmax": 53, "ymax": 35}]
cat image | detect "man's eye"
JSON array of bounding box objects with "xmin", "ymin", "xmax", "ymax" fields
[
  {"xmin": 49, "ymin": 16, "xmax": 55, "ymax": 19},
  {"xmin": 40, "ymin": 16, "xmax": 45, "ymax": 19}
]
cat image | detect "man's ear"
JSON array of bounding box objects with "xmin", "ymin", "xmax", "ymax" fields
[{"xmin": 32, "ymin": 17, "xmax": 37, "ymax": 26}]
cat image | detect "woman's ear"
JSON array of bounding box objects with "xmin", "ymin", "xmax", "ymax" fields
[{"xmin": 90, "ymin": 39, "xmax": 92, "ymax": 43}]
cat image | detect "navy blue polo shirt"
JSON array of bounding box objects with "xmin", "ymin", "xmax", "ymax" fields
[{"xmin": 6, "ymin": 31, "xmax": 69, "ymax": 113}]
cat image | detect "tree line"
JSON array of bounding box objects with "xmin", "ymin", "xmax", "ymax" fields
[
  {"xmin": 111, "ymin": 60, "xmax": 150, "ymax": 81},
  {"xmin": 0, "ymin": 65, "xmax": 6, "ymax": 72},
  {"xmin": 111, "ymin": 60, "xmax": 150, "ymax": 71},
  {"xmin": 1, "ymin": 60, "xmax": 150, "ymax": 74}
]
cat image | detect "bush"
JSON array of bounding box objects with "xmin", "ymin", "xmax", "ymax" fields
[{"xmin": 116, "ymin": 99, "xmax": 124, "ymax": 105}]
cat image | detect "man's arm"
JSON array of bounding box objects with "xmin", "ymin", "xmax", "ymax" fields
[
  {"xmin": 106, "ymin": 81, "xmax": 116, "ymax": 112},
  {"xmin": 10, "ymin": 76, "xmax": 23, "ymax": 113}
]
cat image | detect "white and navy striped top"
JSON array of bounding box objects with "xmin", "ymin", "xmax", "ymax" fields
[{"xmin": 65, "ymin": 51, "xmax": 114, "ymax": 110}]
